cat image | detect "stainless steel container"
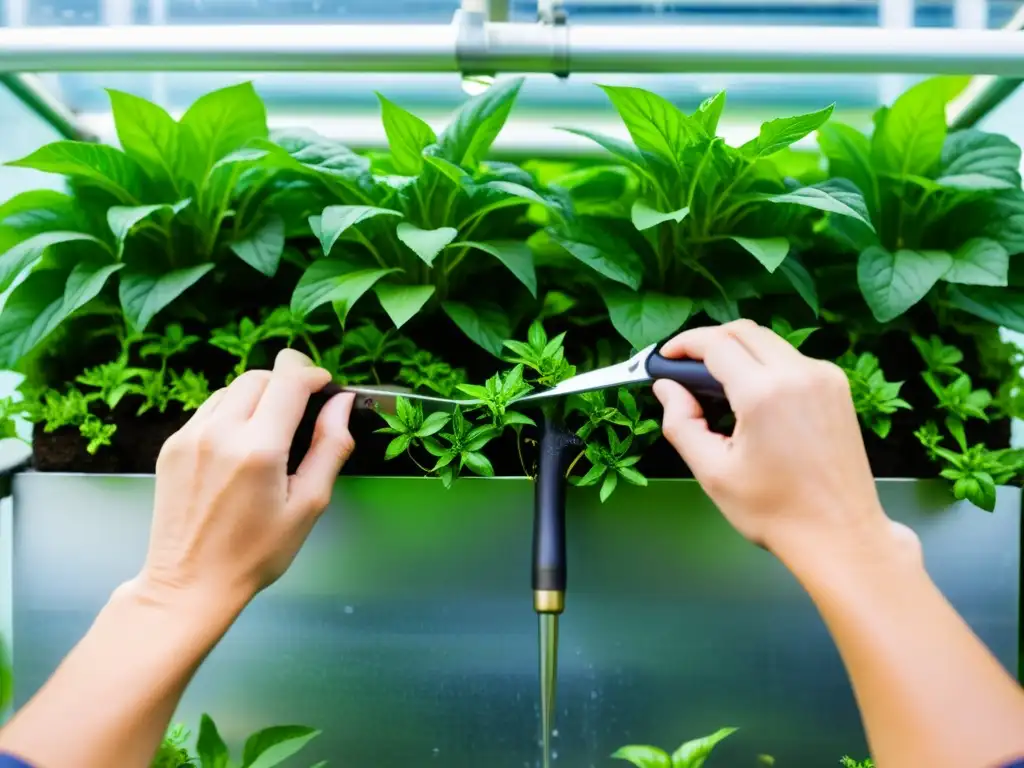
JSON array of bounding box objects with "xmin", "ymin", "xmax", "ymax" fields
[{"xmin": 2, "ymin": 471, "xmax": 1020, "ymax": 767}]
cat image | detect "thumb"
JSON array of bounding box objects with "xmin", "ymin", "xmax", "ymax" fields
[
  {"xmin": 653, "ymin": 379, "xmax": 729, "ymax": 481},
  {"xmin": 288, "ymin": 392, "xmax": 356, "ymax": 517}
]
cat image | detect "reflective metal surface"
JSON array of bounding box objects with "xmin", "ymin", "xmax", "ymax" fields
[{"xmin": 9, "ymin": 475, "xmax": 1021, "ymax": 766}]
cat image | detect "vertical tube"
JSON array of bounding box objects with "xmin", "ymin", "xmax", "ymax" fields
[
  {"xmin": 532, "ymin": 414, "xmax": 578, "ymax": 614},
  {"xmin": 879, "ymin": 0, "xmax": 914, "ymax": 105}
]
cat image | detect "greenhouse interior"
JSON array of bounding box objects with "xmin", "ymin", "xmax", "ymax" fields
[{"xmin": 1, "ymin": 0, "xmax": 1024, "ymax": 766}]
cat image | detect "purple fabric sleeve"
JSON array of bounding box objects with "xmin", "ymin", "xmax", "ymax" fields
[{"xmin": 0, "ymin": 757, "xmax": 33, "ymax": 768}]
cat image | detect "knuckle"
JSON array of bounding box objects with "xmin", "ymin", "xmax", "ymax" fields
[
  {"xmin": 337, "ymin": 430, "xmax": 356, "ymax": 460},
  {"xmin": 726, "ymin": 318, "xmax": 759, "ymax": 333},
  {"xmin": 243, "ymin": 446, "xmax": 286, "ymax": 471}
]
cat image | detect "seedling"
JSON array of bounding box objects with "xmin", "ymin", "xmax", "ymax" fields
[
  {"xmin": 194, "ymin": 713, "xmax": 322, "ymax": 768},
  {"xmin": 422, "ymin": 407, "xmax": 501, "ymax": 487},
  {"xmin": 503, "ymin": 320, "xmax": 576, "ymax": 387},
  {"xmin": 168, "ymin": 370, "xmax": 212, "ymax": 411},
  {"xmin": 612, "ymin": 726, "xmax": 737, "ymax": 768},
  {"xmin": 838, "ymin": 351, "xmax": 911, "ymax": 438}
]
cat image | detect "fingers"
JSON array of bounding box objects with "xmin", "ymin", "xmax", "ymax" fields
[
  {"xmin": 726, "ymin": 320, "xmax": 802, "ymax": 366},
  {"xmin": 653, "ymin": 379, "xmax": 729, "ymax": 480},
  {"xmin": 211, "ymin": 370, "xmax": 272, "ymax": 422},
  {"xmin": 660, "ymin": 324, "xmax": 762, "ymax": 401},
  {"xmin": 249, "ymin": 349, "xmax": 332, "ymax": 449},
  {"xmin": 182, "ymin": 387, "xmax": 227, "ymax": 428},
  {"xmin": 288, "ymin": 392, "xmax": 356, "ymax": 517}
]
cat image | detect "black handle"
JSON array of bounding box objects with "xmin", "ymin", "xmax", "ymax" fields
[
  {"xmin": 532, "ymin": 416, "xmax": 581, "ymax": 609},
  {"xmin": 645, "ymin": 348, "xmax": 726, "ymax": 400}
]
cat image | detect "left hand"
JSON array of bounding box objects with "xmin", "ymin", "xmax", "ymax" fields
[{"xmin": 135, "ymin": 349, "xmax": 355, "ymax": 612}]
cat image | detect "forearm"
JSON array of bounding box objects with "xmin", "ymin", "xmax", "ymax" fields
[
  {"xmin": 778, "ymin": 515, "xmax": 1024, "ymax": 768},
  {"xmin": 0, "ymin": 579, "xmax": 242, "ymax": 768}
]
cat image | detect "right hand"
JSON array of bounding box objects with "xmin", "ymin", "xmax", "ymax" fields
[{"xmin": 653, "ymin": 320, "xmax": 909, "ymax": 563}]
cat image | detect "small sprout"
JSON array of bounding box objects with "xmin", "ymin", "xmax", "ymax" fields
[
  {"xmin": 139, "ymin": 323, "xmax": 200, "ymax": 367},
  {"xmin": 79, "ymin": 416, "xmax": 116, "ymax": 455},
  {"xmin": 922, "ymin": 371, "xmax": 992, "ymax": 422},
  {"xmin": 210, "ymin": 316, "xmax": 266, "ymax": 375},
  {"xmin": 376, "ymin": 397, "xmax": 451, "ymax": 462},
  {"xmin": 422, "ymin": 408, "xmax": 500, "ymax": 487},
  {"xmin": 502, "ymin": 320, "xmax": 576, "ymax": 387},
  {"xmin": 612, "ymin": 727, "xmax": 736, "ymax": 768},
  {"xmin": 39, "ymin": 388, "xmax": 91, "ymax": 432},
  {"xmin": 76, "ymin": 359, "xmax": 144, "ymax": 411},
  {"xmin": 456, "ymin": 364, "xmax": 533, "ymax": 426},
  {"xmin": 168, "ymin": 370, "xmax": 211, "ymax": 411},
  {"xmin": 132, "ymin": 369, "xmax": 170, "ymax": 416},
  {"xmin": 574, "ymin": 431, "xmax": 647, "ymax": 503},
  {"xmin": 838, "ymin": 351, "xmax": 911, "ymax": 439},
  {"xmin": 839, "ymin": 758, "xmax": 874, "ymax": 768},
  {"xmin": 152, "ymin": 723, "xmax": 195, "ymax": 768},
  {"xmin": 395, "ymin": 349, "xmax": 467, "ymax": 398},
  {"xmin": 771, "ymin": 316, "xmax": 818, "ymax": 349},
  {"xmin": 911, "ymin": 334, "xmax": 964, "ymax": 376}
]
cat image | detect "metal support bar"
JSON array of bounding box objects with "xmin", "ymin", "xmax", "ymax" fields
[
  {"xmin": 950, "ymin": 2, "xmax": 1024, "ymax": 130},
  {"xmin": 6, "ymin": 23, "xmax": 1024, "ymax": 76},
  {"xmin": 0, "ymin": 73, "xmax": 95, "ymax": 140}
]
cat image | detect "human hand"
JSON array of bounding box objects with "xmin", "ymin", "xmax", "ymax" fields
[
  {"xmin": 653, "ymin": 320, "xmax": 909, "ymax": 565},
  {"xmin": 136, "ymin": 349, "xmax": 355, "ymax": 613}
]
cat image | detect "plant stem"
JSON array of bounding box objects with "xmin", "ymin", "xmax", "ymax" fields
[
  {"xmin": 354, "ymin": 230, "xmax": 389, "ymax": 270},
  {"xmin": 407, "ymin": 445, "xmax": 431, "ymax": 474},
  {"xmin": 564, "ymin": 448, "xmax": 586, "ymax": 479}
]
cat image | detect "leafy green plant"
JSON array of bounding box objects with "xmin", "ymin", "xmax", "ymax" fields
[
  {"xmin": 839, "ymin": 758, "xmax": 874, "ymax": 768},
  {"xmin": 550, "ymin": 86, "xmax": 869, "ymax": 348},
  {"xmin": 838, "ymin": 351, "xmax": 911, "ymax": 438},
  {"xmin": 153, "ymin": 724, "xmax": 195, "ymax": 768},
  {"xmin": 612, "ymin": 726, "xmax": 737, "ymax": 768},
  {"xmin": 265, "ymin": 78, "xmax": 562, "ymax": 355},
  {"xmin": 195, "ymin": 713, "xmax": 324, "ymax": 768},
  {"xmin": 0, "ymin": 82, "xmax": 280, "ymax": 369}
]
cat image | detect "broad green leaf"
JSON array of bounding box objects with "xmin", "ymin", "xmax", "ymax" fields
[
  {"xmin": 0, "ymin": 189, "xmax": 79, "ymax": 235},
  {"xmin": 0, "ymin": 259, "xmax": 121, "ymax": 369},
  {"xmin": 602, "ymin": 287, "xmax": 693, "ymax": 349},
  {"xmin": 551, "ymin": 234, "xmax": 642, "ymax": 290},
  {"xmin": 462, "ymin": 240, "xmax": 537, "ymax": 297},
  {"xmin": 600, "ymin": 471, "xmax": 618, "ymax": 502},
  {"xmin": 767, "ymin": 179, "xmax": 874, "ymax": 230},
  {"xmin": 610, "ymin": 745, "xmax": 672, "ymax": 768},
  {"xmin": 701, "ymin": 296, "xmax": 740, "ymax": 323},
  {"xmin": 230, "ymin": 214, "xmax": 285, "ymax": 277},
  {"xmin": 107, "ymin": 202, "xmax": 185, "ymax": 256},
  {"xmin": 377, "ymin": 93, "xmax": 437, "ymax": 175},
  {"xmin": 196, "ymin": 714, "xmax": 230, "ymax": 768},
  {"xmin": 291, "ymin": 260, "xmax": 398, "ymax": 321},
  {"xmin": 0, "ymin": 231, "xmax": 109, "ymax": 295},
  {"xmin": 599, "ymin": 85, "xmax": 706, "ymax": 169},
  {"xmin": 818, "ymin": 122, "xmax": 878, "ymax": 215},
  {"xmin": 119, "ymin": 263, "xmax": 214, "ymax": 332},
  {"xmin": 374, "ymin": 282, "xmax": 435, "ymax": 328},
  {"xmin": 423, "ymin": 153, "xmax": 470, "ymax": 185},
  {"xmin": 396, "ymin": 223, "xmax": 457, "ymax": 266},
  {"xmin": 463, "ymin": 450, "xmax": 495, "ymax": 477},
  {"xmin": 730, "ymin": 236, "xmax": 790, "ymax": 273},
  {"xmin": 557, "ymin": 127, "xmax": 646, "ymax": 169},
  {"xmin": 692, "ymin": 90, "xmax": 726, "ymax": 136},
  {"xmin": 742, "ymin": 104, "xmax": 834, "ymax": 158},
  {"xmin": 871, "ymin": 76, "xmax": 967, "ymax": 177},
  {"xmin": 439, "ymin": 77, "xmax": 524, "ymax": 168},
  {"xmin": 943, "ymin": 238, "xmax": 1008, "ymax": 286},
  {"xmin": 671, "ymin": 727, "xmax": 738, "ymax": 768},
  {"xmin": 778, "ymin": 255, "xmax": 819, "ymax": 315},
  {"xmin": 947, "ymin": 285, "xmax": 1024, "ymax": 333},
  {"xmin": 6, "ymin": 141, "xmax": 146, "ymax": 203},
  {"xmin": 857, "ymin": 246, "xmax": 953, "ymax": 322},
  {"xmin": 106, "ymin": 88, "xmax": 181, "ymax": 183},
  {"xmin": 483, "ymin": 180, "xmax": 552, "ymax": 208},
  {"xmin": 179, "ymin": 81, "xmax": 268, "ymax": 180},
  {"xmin": 316, "ymin": 205, "xmax": 402, "ymax": 255},
  {"xmin": 242, "ymin": 725, "xmax": 321, "ymax": 768},
  {"xmin": 442, "ymin": 301, "xmax": 510, "ymax": 356},
  {"xmin": 262, "ymin": 127, "xmax": 369, "ymax": 181},
  {"xmin": 631, "ymin": 201, "xmax": 689, "ymax": 231},
  {"xmin": 938, "ymin": 128, "xmax": 1021, "ymax": 191}
]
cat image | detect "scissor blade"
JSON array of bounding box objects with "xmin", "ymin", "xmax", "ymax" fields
[
  {"xmin": 343, "ymin": 386, "xmax": 481, "ymax": 410},
  {"xmin": 515, "ymin": 345, "xmax": 655, "ymax": 403}
]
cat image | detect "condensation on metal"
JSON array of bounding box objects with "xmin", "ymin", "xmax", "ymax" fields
[
  {"xmin": 8, "ymin": 475, "xmax": 1021, "ymax": 765},
  {"xmin": 5, "ymin": 22, "xmax": 1024, "ymax": 75}
]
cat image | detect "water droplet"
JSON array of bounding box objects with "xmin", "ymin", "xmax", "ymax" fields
[
  {"xmin": 344, "ymin": 605, "xmax": 354, "ymax": 614},
  {"xmin": 590, "ymin": 690, "xmax": 598, "ymax": 700},
  {"xmin": 552, "ymin": 730, "xmax": 559, "ymax": 738}
]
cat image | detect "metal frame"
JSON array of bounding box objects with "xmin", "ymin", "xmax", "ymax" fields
[
  {"xmin": 949, "ymin": 1, "xmax": 1024, "ymax": 129},
  {"xmin": 0, "ymin": 73, "xmax": 94, "ymax": 141}
]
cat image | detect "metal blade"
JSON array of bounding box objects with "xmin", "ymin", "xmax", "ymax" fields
[
  {"xmin": 343, "ymin": 386, "xmax": 480, "ymax": 414},
  {"xmin": 514, "ymin": 345, "xmax": 655, "ymax": 403}
]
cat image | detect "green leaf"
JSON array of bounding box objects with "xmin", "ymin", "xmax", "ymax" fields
[
  {"xmin": 857, "ymin": 246, "xmax": 953, "ymax": 323},
  {"xmin": 462, "ymin": 240, "xmax": 537, "ymax": 297},
  {"xmin": 442, "ymin": 301, "xmax": 510, "ymax": 356},
  {"xmin": 557, "ymin": 127, "xmax": 647, "ymax": 170},
  {"xmin": 938, "ymin": 128, "xmax": 1021, "ymax": 191},
  {"xmin": 631, "ymin": 200, "xmax": 689, "ymax": 231},
  {"xmin": 0, "ymin": 231, "xmax": 109, "ymax": 295},
  {"xmin": 778, "ymin": 255, "xmax": 819, "ymax": 315},
  {"xmin": 119, "ymin": 263, "xmax": 214, "ymax": 332},
  {"xmin": 947, "ymin": 285, "xmax": 1024, "ymax": 333},
  {"xmin": 106, "ymin": 88, "xmax": 182, "ymax": 183},
  {"xmin": 818, "ymin": 122, "xmax": 878, "ymax": 215},
  {"xmin": 599, "ymin": 84, "xmax": 706, "ymax": 169},
  {"xmin": 943, "ymin": 238, "xmax": 1008, "ymax": 287},
  {"xmin": 377, "ymin": 92, "xmax": 437, "ymax": 175},
  {"xmin": 374, "ymin": 282, "xmax": 435, "ymax": 328},
  {"xmin": 242, "ymin": 725, "xmax": 321, "ymax": 768},
  {"xmin": 416, "ymin": 411, "xmax": 450, "ymax": 437},
  {"xmin": 439, "ymin": 77, "xmax": 524, "ymax": 168},
  {"xmin": 230, "ymin": 214, "xmax": 285, "ymax": 277},
  {"xmin": 423, "ymin": 154, "xmax": 470, "ymax": 185},
  {"xmin": 602, "ymin": 287, "xmax": 693, "ymax": 349},
  {"xmin": 196, "ymin": 714, "xmax": 230, "ymax": 768},
  {"xmin": 6, "ymin": 141, "xmax": 146, "ymax": 203},
  {"xmin": 0, "ymin": 189, "xmax": 80, "ymax": 236},
  {"xmin": 463, "ymin": 450, "xmax": 495, "ymax": 477},
  {"xmin": 871, "ymin": 76, "xmax": 967, "ymax": 177},
  {"xmin": 551, "ymin": 234, "xmax": 642, "ymax": 290},
  {"xmin": 617, "ymin": 465, "xmax": 648, "ymax": 487},
  {"xmin": 742, "ymin": 104, "xmax": 834, "ymax": 158},
  {"xmin": 316, "ymin": 205, "xmax": 402, "ymax": 256},
  {"xmin": 693, "ymin": 90, "xmax": 726, "ymax": 136},
  {"xmin": 671, "ymin": 727, "xmax": 738, "ymax": 768},
  {"xmin": 396, "ymin": 223, "xmax": 457, "ymax": 266},
  {"xmin": 612, "ymin": 746, "xmax": 671, "ymax": 768},
  {"xmin": 767, "ymin": 179, "xmax": 874, "ymax": 230},
  {"xmin": 600, "ymin": 471, "xmax": 619, "ymax": 502},
  {"xmin": 291, "ymin": 260, "xmax": 399, "ymax": 320},
  {"xmin": 107, "ymin": 202, "xmax": 182, "ymax": 257},
  {"xmin": 482, "ymin": 180, "xmax": 552, "ymax": 208},
  {"xmin": 730, "ymin": 236, "xmax": 790, "ymax": 273},
  {"xmin": 701, "ymin": 296, "xmax": 740, "ymax": 323},
  {"xmin": 179, "ymin": 81, "xmax": 268, "ymax": 181}
]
